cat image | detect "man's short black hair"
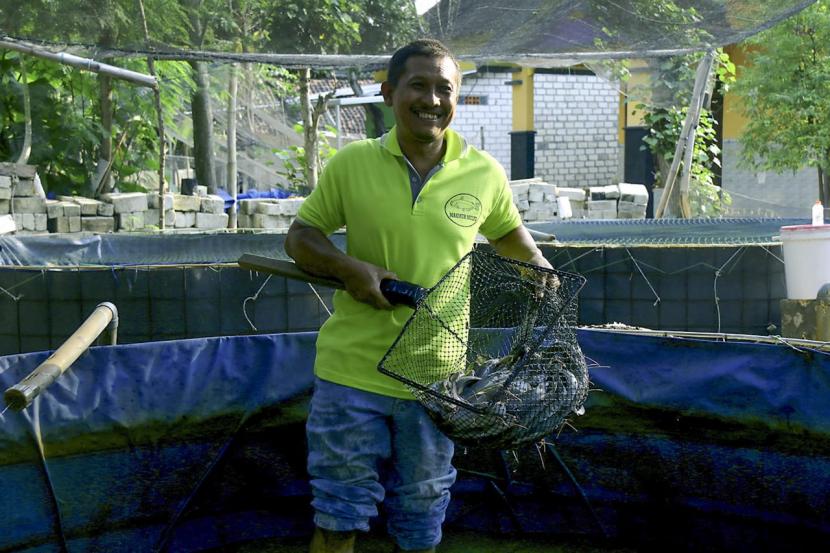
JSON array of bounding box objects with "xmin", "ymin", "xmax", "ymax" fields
[{"xmin": 386, "ymin": 38, "xmax": 461, "ymax": 87}]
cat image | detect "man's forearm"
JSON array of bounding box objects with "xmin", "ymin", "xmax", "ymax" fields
[
  {"xmin": 284, "ymin": 221, "xmax": 348, "ymax": 277},
  {"xmin": 489, "ymin": 225, "xmax": 552, "ymax": 269}
]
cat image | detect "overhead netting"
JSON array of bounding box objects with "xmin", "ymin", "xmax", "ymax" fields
[{"xmin": 0, "ymin": 1, "xmax": 817, "ymax": 64}]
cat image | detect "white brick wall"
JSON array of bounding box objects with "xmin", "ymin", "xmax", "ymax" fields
[
  {"xmin": 451, "ymin": 70, "xmax": 620, "ymax": 187},
  {"xmin": 451, "ymin": 71, "xmax": 514, "ymax": 175},
  {"xmin": 534, "ymin": 74, "xmax": 620, "ymax": 188}
]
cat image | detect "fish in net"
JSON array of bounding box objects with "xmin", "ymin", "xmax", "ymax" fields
[{"xmin": 378, "ymin": 249, "xmax": 589, "ymax": 450}]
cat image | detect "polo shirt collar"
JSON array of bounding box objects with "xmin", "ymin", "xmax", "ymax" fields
[{"xmin": 380, "ymin": 126, "xmax": 468, "ymax": 162}]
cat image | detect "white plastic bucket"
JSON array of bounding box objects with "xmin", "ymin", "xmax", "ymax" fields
[{"xmin": 780, "ymin": 224, "xmax": 830, "ymax": 299}]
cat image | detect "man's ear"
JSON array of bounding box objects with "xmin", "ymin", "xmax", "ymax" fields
[{"xmin": 380, "ymin": 81, "xmax": 394, "ymax": 107}]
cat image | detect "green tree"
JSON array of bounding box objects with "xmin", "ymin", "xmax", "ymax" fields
[{"xmin": 733, "ymin": 0, "xmax": 830, "ymax": 205}]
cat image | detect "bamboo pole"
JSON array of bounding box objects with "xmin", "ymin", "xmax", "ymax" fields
[
  {"xmin": 654, "ymin": 50, "xmax": 715, "ymax": 218},
  {"xmin": 3, "ymin": 302, "xmax": 119, "ymax": 411},
  {"xmin": 0, "ymin": 36, "xmax": 156, "ymax": 88}
]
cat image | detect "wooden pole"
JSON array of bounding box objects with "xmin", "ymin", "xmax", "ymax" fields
[
  {"xmin": 137, "ymin": 0, "xmax": 167, "ymax": 229},
  {"xmin": 654, "ymin": 50, "xmax": 715, "ymax": 218}
]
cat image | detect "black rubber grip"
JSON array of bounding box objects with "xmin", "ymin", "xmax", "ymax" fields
[{"xmin": 239, "ymin": 254, "xmax": 426, "ymax": 307}]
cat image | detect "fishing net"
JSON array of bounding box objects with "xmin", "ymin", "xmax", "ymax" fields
[{"xmin": 378, "ymin": 249, "xmax": 588, "ymax": 450}]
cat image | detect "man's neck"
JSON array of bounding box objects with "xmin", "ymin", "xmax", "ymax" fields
[{"xmin": 399, "ymin": 137, "xmax": 446, "ymax": 178}]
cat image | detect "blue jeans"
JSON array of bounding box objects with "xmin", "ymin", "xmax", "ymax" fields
[{"xmin": 306, "ymin": 378, "xmax": 456, "ymax": 551}]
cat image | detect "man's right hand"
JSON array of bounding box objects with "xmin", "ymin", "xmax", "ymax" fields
[{"xmin": 338, "ymin": 258, "xmax": 399, "ymax": 310}]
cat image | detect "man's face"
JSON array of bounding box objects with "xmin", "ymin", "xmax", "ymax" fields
[{"xmin": 382, "ymin": 55, "xmax": 460, "ymax": 146}]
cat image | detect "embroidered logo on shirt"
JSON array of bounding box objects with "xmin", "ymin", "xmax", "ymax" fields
[{"xmin": 444, "ymin": 193, "xmax": 482, "ymax": 227}]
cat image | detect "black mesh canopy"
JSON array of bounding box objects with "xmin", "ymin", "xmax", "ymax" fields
[{"xmin": 0, "ymin": 0, "xmax": 818, "ymax": 68}]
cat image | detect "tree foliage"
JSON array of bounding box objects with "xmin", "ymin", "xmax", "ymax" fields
[{"xmin": 733, "ymin": 0, "xmax": 830, "ymax": 204}]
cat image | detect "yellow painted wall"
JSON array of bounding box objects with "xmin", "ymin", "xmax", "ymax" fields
[
  {"xmin": 618, "ymin": 61, "xmax": 651, "ymax": 144},
  {"xmin": 512, "ymin": 67, "xmax": 535, "ymax": 132},
  {"xmin": 722, "ymin": 44, "xmax": 751, "ymax": 140}
]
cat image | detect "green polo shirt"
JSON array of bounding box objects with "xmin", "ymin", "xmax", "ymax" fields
[{"xmin": 297, "ymin": 126, "xmax": 522, "ymax": 398}]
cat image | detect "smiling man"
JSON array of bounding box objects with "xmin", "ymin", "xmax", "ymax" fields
[{"xmin": 285, "ymin": 39, "xmax": 551, "ymax": 553}]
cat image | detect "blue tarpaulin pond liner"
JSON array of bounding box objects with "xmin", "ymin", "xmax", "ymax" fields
[{"xmin": 1, "ymin": 330, "xmax": 828, "ymax": 552}]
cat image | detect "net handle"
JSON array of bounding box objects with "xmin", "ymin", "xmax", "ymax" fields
[{"xmin": 238, "ymin": 254, "xmax": 427, "ymax": 308}]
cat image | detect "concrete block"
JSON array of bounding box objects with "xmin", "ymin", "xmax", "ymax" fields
[
  {"xmin": 196, "ymin": 185, "xmax": 208, "ymax": 197},
  {"xmin": 0, "ymin": 200, "xmax": 9, "ymax": 214},
  {"xmin": 253, "ymin": 213, "xmax": 291, "ymax": 229},
  {"xmin": 557, "ymin": 187, "xmax": 586, "ymax": 201},
  {"xmin": 0, "ymin": 188, "xmax": 10, "ymax": 200},
  {"xmin": 0, "ymin": 213, "xmax": 14, "ymax": 234},
  {"xmin": 48, "ymin": 216, "xmax": 72, "ymax": 233},
  {"xmin": 516, "ymin": 199, "xmax": 530, "ymax": 211},
  {"xmin": 63, "ymin": 203, "xmax": 81, "ymax": 218},
  {"xmin": 174, "ymin": 211, "xmax": 196, "ymax": 228},
  {"xmin": 510, "ymin": 183, "xmax": 530, "ymax": 199},
  {"xmin": 172, "ymin": 194, "xmax": 201, "ymax": 212},
  {"xmin": 240, "ymin": 199, "xmax": 272, "ymax": 215},
  {"xmin": 34, "ymin": 213, "xmax": 47, "ymax": 231},
  {"xmin": 589, "ymin": 185, "xmax": 620, "ymax": 200},
  {"xmin": 58, "ymin": 195, "xmax": 101, "ymax": 216},
  {"xmin": 46, "ymin": 200, "xmax": 64, "ymax": 218},
  {"xmin": 195, "ymin": 212, "xmax": 229, "ymax": 229},
  {"xmin": 12, "ymin": 196, "xmax": 46, "ymax": 213},
  {"xmin": 256, "ymin": 201, "xmax": 283, "ymax": 216},
  {"xmin": 13, "ymin": 213, "xmax": 34, "ymax": 230},
  {"xmin": 0, "ymin": 175, "xmax": 11, "ymax": 188},
  {"xmin": 279, "ymin": 198, "xmax": 304, "ymax": 216},
  {"xmin": 81, "ymin": 216, "xmax": 115, "ymax": 233},
  {"xmin": 13, "ymin": 178, "xmax": 37, "ymax": 197},
  {"xmin": 102, "ymin": 192, "xmax": 148, "ymax": 214},
  {"xmin": 147, "ymin": 192, "xmax": 174, "ymax": 210},
  {"xmin": 237, "ymin": 213, "xmax": 252, "ymax": 228},
  {"xmin": 117, "ymin": 211, "xmax": 145, "ymax": 231},
  {"xmin": 0, "ymin": 162, "xmax": 37, "ymax": 178},
  {"xmin": 587, "ymin": 199, "xmax": 617, "ymax": 211},
  {"xmin": 145, "ymin": 208, "xmax": 175, "ymax": 227},
  {"xmin": 618, "ymin": 183, "xmax": 649, "ymax": 206},
  {"xmin": 201, "ymin": 195, "xmax": 225, "ymax": 214},
  {"xmin": 97, "ymin": 202, "xmax": 114, "ymax": 216},
  {"xmin": 529, "ymin": 183, "xmax": 557, "ymax": 203},
  {"xmin": 69, "ymin": 216, "xmax": 81, "ymax": 233}
]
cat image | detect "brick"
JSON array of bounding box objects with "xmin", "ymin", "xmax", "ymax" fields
[
  {"xmin": 147, "ymin": 192, "xmax": 173, "ymax": 210},
  {"xmin": 145, "ymin": 208, "xmax": 175, "ymax": 227},
  {"xmin": 13, "ymin": 179, "xmax": 37, "ymax": 197},
  {"xmin": 81, "ymin": 216, "xmax": 115, "ymax": 233},
  {"xmin": 200, "ymin": 195, "xmax": 225, "ymax": 214},
  {"xmin": 101, "ymin": 192, "xmax": 148, "ymax": 214},
  {"xmin": 97, "ymin": 202, "xmax": 114, "ymax": 217},
  {"xmin": 12, "ymin": 196, "xmax": 46, "ymax": 213},
  {"xmin": 117, "ymin": 211, "xmax": 145, "ymax": 231},
  {"xmin": 174, "ymin": 211, "xmax": 196, "ymax": 228},
  {"xmin": 172, "ymin": 194, "xmax": 201, "ymax": 212},
  {"xmin": 195, "ymin": 212, "xmax": 228, "ymax": 229}
]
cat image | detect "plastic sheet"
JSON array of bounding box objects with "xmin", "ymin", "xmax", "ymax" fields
[{"xmin": 0, "ymin": 329, "xmax": 828, "ymax": 551}]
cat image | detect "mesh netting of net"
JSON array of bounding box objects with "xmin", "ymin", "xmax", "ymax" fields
[{"xmin": 378, "ymin": 249, "xmax": 589, "ymax": 450}]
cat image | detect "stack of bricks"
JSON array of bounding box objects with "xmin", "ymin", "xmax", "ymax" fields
[
  {"xmin": 56, "ymin": 195, "xmax": 115, "ymax": 232},
  {"xmin": 586, "ymin": 183, "xmax": 649, "ymax": 219},
  {"xmin": 616, "ymin": 183, "xmax": 649, "ymax": 218},
  {"xmin": 586, "ymin": 185, "xmax": 620, "ymax": 219},
  {"xmin": 166, "ymin": 187, "xmax": 229, "ymax": 230},
  {"xmin": 510, "ymin": 178, "xmax": 559, "ymax": 223},
  {"xmin": 237, "ymin": 198, "xmax": 304, "ymax": 229},
  {"xmin": 101, "ymin": 192, "xmax": 149, "ymax": 231},
  {"xmin": 2, "ymin": 163, "xmax": 48, "ymax": 234}
]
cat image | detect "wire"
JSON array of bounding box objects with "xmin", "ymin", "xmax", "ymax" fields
[{"xmin": 242, "ymin": 273, "xmax": 272, "ymax": 332}]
